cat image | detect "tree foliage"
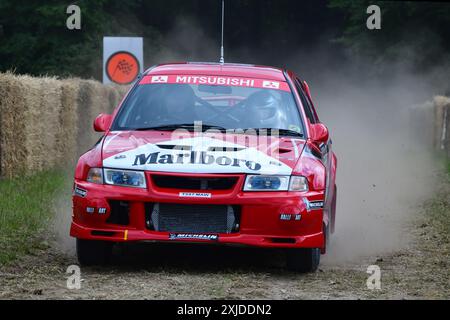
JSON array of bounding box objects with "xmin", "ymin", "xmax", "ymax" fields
[
  {"xmin": 0, "ymin": 0, "xmax": 139, "ymax": 78},
  {"xmin": 0, "ymin": 0, "xmax": 448, "ymax": 78},
  {"xmin": 328, "ymin": 0, "xmax": 450, "ymax": 70}
]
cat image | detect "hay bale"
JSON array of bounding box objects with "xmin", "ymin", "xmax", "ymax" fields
[
  {"xmin": 0, "ymin": 73, "xmax": 64, "ymax": 174},
  {"xmin": 0, "ymin": 72, "xmax": 29, "ymax": 177},
  {"xmin": 433, "ymin": 96, "xmax": 450, "ymax": 153},
  {"xmin": 22, "ymin": 75, "xmax": 62, "ymax": 172},
  {"xmin": 105, "ymin": 84, "xmax": 127, "ymax": 113},
  {"xmin": 75, "ymin": 82, "xmax": 130, "ymax": 156},
  {"xmin": 56, "ymin": 79, "xmax": 80, "ymax": 167},
  {"xmin": 110, "ymin": 84, "xmax": 131, "ymax": 109},
  {"xmin": 76, "ymin": 80, "xmax": 101, "ymax": 155},
  {"xmin": 0, "ymin": 72, "xmax": 130, "ymax": 177},
  {"xmin": 75, "ymin": 80, "xmax": 124, "ymax": 156},
  {"xmin": 407, "ymin": 101, "xmax": 435, "ymax": 149}
]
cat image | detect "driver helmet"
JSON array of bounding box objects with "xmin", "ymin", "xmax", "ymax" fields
[
  {"xmin": 246, "ymin": 90, "xmax": 284, "ymax": 127},
  {"xmin": 163, "ymin": 84, "xmax": 195, "ymax": 115}
]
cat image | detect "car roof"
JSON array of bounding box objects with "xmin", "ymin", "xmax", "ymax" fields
[{"xmin": 144, "ymin": 62, "xmax": 289, "ymax": 81}]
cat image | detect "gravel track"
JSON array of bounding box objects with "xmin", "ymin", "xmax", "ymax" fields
[{"xmin": 0, "ymin": 208, "xmax": 448, "ymax": 300}]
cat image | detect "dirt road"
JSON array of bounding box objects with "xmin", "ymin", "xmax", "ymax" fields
[{"xmin": 0, "ymin": 196, "xmax": 448, "ymax": 300}]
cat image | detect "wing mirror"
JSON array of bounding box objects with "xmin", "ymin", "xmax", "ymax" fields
[
  {"xmin": 93, "ymin": 113, "xmax": 113, "ymax": 132},
  {"xmin": 310, "ymin": 123, "xmax": 329, "ymax": 145}
]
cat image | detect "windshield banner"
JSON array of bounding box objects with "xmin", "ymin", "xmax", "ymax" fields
[{"xmin": 139, "ymin": 74, "xmax": 291, "ymax": 92}]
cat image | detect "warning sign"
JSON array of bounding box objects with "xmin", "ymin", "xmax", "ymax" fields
[{"xmin": 103, "ymin": 37, "xmax": 143, "ymax": 85}]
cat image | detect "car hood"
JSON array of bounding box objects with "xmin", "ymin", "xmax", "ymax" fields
[{"xmin": 102, "ymin": 131, "xmax": 305, "ymax": 175}]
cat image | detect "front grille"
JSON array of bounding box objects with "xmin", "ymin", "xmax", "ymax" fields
[
  {"xmin": 145, "ymin": 203, "xmax": 240, "ymax": 234},
  {"xmin": 151, "ymin": 175, "xmax": 238, "ymax": 190}
]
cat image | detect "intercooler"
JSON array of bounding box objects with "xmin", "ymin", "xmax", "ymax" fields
[{"xmin": 145, "ymin": 203, "xmax": 239, "ymax": 234}]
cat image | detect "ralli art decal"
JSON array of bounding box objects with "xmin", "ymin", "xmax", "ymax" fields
[{"xmin": 103, "ymin": 136, "xmax": 293, "ymax": 175}]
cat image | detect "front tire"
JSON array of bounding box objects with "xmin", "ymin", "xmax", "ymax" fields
[
  {"xmin": 286, "ymin": 248, "xmax": 321, "ymax": 273},
  {"xmin": 76, "ymin": 239, "xmax": 113, "ymax": 266}
]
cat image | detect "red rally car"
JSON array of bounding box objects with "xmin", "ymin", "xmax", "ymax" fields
[{"xmin": 70, "ymin": 62, "xmax": 337, "ymax": 272}]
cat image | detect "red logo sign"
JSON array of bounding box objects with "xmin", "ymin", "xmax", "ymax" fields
[{"xmin": 106, "ymin": 51, "xmax": 140, "ymax": 85}]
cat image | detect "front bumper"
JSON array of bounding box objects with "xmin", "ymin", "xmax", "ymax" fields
[{"xmin": 70, "ymin": 173, "xmax": 325, "ymax": 249}]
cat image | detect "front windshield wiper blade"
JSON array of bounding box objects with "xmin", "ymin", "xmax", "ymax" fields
[
  {"xmin": 234, "ymin": 128, "xmax": 304, "ymax": 137},
  {"xmin": 134, "ymin": 125, "xmax": 303, "ymax": 137},
  {"xmin": 135, "ymin": 123, "xmax": 227, "ymax": 132},
  {"xmin": 135, "ymin": 124, "xmax": 191, "ymax": 131}
]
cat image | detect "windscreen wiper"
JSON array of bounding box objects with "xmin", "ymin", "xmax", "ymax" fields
[
  {"xmin": 135, "ymin": 125, "xmax": 303, "ymax": 137},
  {"xmin": 234, "ymin": 128, "xmax": 304, "ymax": 137},
  {"xmin": 135, "ymin": 123, "xmax": 227, "ymax": 132}
]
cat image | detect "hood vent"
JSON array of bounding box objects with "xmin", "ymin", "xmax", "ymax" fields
[
  {"xmin": 156, "ymin": 145, "xmax": 245, "ymax": 152},
  {"xmin": 207, "ymin": 147, "xmax": 245, "ymax": 152},
  {"xmin": 275, "ymin": 147, "xmax": 291, "ymax": 154},
  {"xmin": 157, "ymin": 144, "xmax": 192, "ymax": 150}
]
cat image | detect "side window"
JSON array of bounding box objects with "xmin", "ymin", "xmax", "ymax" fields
[{"xmin": 294, "ymin": 78, "xmax": 317, "ymax": 124}]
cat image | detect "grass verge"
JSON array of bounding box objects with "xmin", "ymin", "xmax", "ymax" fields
[
  {"xmin": 429, "ymin": 161, "xmax": 450, "ymax": 240},
  {"xmin": 0, "ymin": 170, "xmax": 65, "ymax": 265},
  {"xmin": 423, "ymin": 160, "xmax": 450, "ymax": 241}
]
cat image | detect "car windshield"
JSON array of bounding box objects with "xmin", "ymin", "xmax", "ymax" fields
[{"xmin": 112, "ymin": 77, "xmax": 304, "ymax": 136}]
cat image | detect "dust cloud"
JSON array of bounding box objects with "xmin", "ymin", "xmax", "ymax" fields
[
  {"xmin": 315, "ymin": 71, "xmax": 439, "ymax": 264},
  {"xmin": 281, "ymin": 42, "xmax": 447, "ymax": 263},
  {"xmin": 52, "ymin": 175, "xmax": 76, "ymax": 257}
]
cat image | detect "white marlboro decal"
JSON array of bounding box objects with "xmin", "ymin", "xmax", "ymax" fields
[
  {"xmin": 179, "ymin": 192, "xmax": 211, "ymax": 198},
  {"xmin": 151, "ymin": 75, "xmax": 168, "ymax": 83},
  {"xmin": 103, "ymin": 136, "xmax": 292, "ymax": 175},
  {"xmin": 140, "ymin": 75, "xmax": 291, "ymax": 92}
]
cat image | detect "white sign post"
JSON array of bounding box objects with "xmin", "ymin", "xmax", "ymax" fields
[{"xmin": 103, "ymin": 37, "xmax": 143, "ymax": 85}]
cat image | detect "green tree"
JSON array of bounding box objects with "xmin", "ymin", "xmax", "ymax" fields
[
  {"xmin": 328, "ymin": 0, "xmax": 450, "ymax": 72},
  {"xmin": 0, "ymin": 0, "xmax": 141, "ymax": 78}
]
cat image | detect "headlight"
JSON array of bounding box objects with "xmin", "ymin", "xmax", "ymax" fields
[
  {"xmin": 289, "ymin": 176, "xmax": 309, "ymax": 192},
  {"xmin": 104, "ymin": 168, "xmax": 146, "ymax": 188},
  {"xmin": 87, "ymin": 168, "xmax": 103, "ymax": 184},
  {"xmin": 244, "ymin": 175, "xmax": 290, "ymax": 191},
  {"xmin": 243, "ymin": 175, "xmax": 309, "ymax": 192}
]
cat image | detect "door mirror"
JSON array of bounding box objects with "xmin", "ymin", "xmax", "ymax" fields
[
  {"xmin": 93, "ymin": 113, "xmax": 112, "ymax": 132},
  {"xmin": 310, "ymin": 123, "xmax": 329, "ymax": 145}
]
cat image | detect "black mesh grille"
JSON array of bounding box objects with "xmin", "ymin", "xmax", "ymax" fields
[
  {"xmin": 152, "ymin": 175, "xmax": 237, "ymax": 190},
  {"xmin": 107, "ymin": 201, "xmax": 130, "ymax": 225},
  {"xmin": 146, "ymin": 203, "xmax": 240, "ymax": 234}
]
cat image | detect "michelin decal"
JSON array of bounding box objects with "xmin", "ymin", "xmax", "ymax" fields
[{"xmin": 103, "ymin": 136, "xmax": 292, "ymax": 175}]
